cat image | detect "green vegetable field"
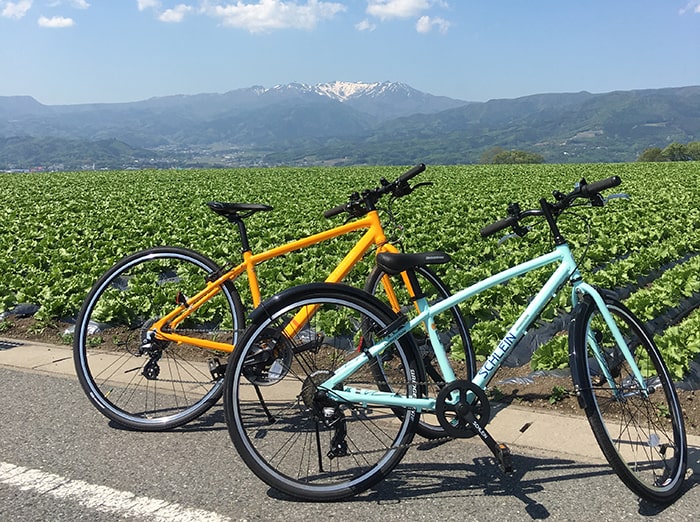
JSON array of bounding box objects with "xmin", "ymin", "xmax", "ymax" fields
[{"xmin": 2, "ymin": 163, "xmax": 699, "ymax": 378}]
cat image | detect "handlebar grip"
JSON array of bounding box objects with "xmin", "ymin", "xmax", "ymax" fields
[
  {"xmin": 323, "ymin": 203, "xmax": 347, "ymax": 219},
  {"xmin": 480, "ymin": 216, "xmax": 518, "ymax": 238},
  {"xmin": 397, "ymin": 163, "xmax": 426, "ymax": 183},
  {"xmin": 581, "ymin": 176, "xmax": 621, "ymax": 197}
]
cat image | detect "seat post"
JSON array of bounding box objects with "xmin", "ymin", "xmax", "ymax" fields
[{"xmin": 230, "ymin": 217, "xmax": 251, "ymax": 253}]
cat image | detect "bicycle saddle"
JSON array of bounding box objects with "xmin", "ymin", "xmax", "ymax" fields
[
  {"xmin": 376, "ymin": 251, "xmax": 451, "ymax": 275},
  {"xmin": 207, "ymin": 202, "xmax": 273, "ymax": 219}
]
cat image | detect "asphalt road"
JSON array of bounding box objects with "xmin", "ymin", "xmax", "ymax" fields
[{"xmin": 1, "ymin": 365, "xmax": 698, "ymax": 521}]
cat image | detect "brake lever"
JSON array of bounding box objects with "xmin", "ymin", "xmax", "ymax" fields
[
  {"xmin": 497, "ymin": 226, "xmax": 532, "ymax": 245},
  {"xmin": 604, "ymin": 193, "xmax": 631, "ymax": 202},
  {"xmin": 497, "ymin": 232, "xmax": 520, "ymax": 245},
  {"xmin": 392, "ymin": 180, "xmax": 433, "ymax": 198}
]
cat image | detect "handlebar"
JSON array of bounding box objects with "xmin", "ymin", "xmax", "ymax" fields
[
  {"xmin": 397, "ymin": 163, "xmax": 426, "ymax": 184},
  {"xmin": 324, "ymin": 163, "xmax": 427, "ymax": 219},
  {"xmin": 580, "ymin": 175, "xmax": 621, "ymax": 197},
  {"xmin": 323, "ymin": 203, "xmax": 350, "ymax": 219},
  {"xmin": 480, "ymin": 176, "xmax": 622, "ymax": 238},
  {"xmin": 479, "ymin": 215, "xmax": 519, "ymax": 239}
]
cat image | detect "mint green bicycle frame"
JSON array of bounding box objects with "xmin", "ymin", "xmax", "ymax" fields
[{"xmin": 319, "ymin": 242, "xmax": 646, "ymax": 412}]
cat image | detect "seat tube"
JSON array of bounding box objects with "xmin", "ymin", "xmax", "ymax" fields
[{"xmin": 243, "ymin": 250, "xmax": 262, "ymax": 307}]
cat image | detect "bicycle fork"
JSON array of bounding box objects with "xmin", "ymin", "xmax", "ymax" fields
[{"xmin": 570, "ymin": 283, "xmax": 649, "ymax": 405}]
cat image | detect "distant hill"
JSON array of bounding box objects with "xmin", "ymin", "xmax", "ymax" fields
[{"xmin": 1, "ymin": 82, "xmax": 698, "ymax": 169}]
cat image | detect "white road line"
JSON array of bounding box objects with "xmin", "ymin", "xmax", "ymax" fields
[{"xmin": 0, "ymin": 462, "xmax": 231, "ymax": 522}]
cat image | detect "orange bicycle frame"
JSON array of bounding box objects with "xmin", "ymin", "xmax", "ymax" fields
[{"xmin": 151, "ymin": 209, "xmax": 411, "ymax": 351}]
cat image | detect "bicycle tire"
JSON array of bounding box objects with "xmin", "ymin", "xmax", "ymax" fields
[
  {"xmin": 570, "ymin": 294, "xmax": 688, "ymax": 503},
  {"xmin": 73, "ymin": 246, "xmax": 245, "ymax": 431},
  {"xmin": 223, "ymin": 283, "xmax": 422, "ymax": 501},
  {"xmin": 364, "ymin": 264, "xmax": 475, "ymax": 439}
]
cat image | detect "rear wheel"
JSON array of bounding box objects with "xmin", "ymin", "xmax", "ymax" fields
[
  {"xmin": 571, "ymin": 295, "xmax": 687, "ymax": 503},
  {"xmin": 223, "ymin": 283, "xmax": 421, "ymax": 501},
  {"xmin": 365, "ymin": 264, "xmax": 475, "ymax": 439},
  {"xmin": 73, "ymin": 247, "xmax": 244, "ymax": 431}
]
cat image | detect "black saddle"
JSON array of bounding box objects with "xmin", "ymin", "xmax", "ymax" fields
[
  {"xmin": 207, "ymin": 202, "xmax": 273, "ymax": 220},
  {"xmin": 376, "ymin": 251, "xmax": 451, "ymax": 275}
]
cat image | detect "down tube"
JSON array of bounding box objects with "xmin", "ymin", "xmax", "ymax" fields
[{"xmin": 472, "ymin": 260, "xmax": 574, "ymax": 388}]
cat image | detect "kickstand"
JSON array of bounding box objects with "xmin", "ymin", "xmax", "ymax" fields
[{"xmin": 253, "ymin": 384, "xmax": 276, "ymax": 424}]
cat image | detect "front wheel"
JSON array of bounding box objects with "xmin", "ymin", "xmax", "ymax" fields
[
  {"xmin": 223, "ymin": 283, "xmax": 422, "ymax": 501},
  {"xmin": 570, "ymin": 294, "xmax": 687, "ymax": 503},
  {"xmin": 364, "ymin": 264, "xmax": 475, "ymax": 439},
  {"xmin": 73, "ymin": 247, "xmax": 245, "ymax": 431}
]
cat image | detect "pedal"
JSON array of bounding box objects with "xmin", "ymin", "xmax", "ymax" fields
[
  {"xmin": 208, "ymin": 358, "xmax": 226, "ymax": 380},
  {"xmin": 496, "ymin": 443, "xmax": 513, "ymax": 473}
]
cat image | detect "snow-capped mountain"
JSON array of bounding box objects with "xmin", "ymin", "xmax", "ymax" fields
[
  {"xmin": 258, "ymin": 81, "xmax": 467, "ymax": 118},
  {"xmin": 264, "ymin": 81, "xmax": 418, "ymax": 101}
]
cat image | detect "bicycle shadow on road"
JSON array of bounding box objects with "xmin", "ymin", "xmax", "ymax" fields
[
  {"xmin": 370, "ymin": 451, "xmax": 609, "ymax": 519},
  {"xmin": 266, "ymin": 447, "xmax": 697, "ymax": 519},
  {"xmin": 264, "ymin": 448, "xmax": 611, "ymax": 518}
]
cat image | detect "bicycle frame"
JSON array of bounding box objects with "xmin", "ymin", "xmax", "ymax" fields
[
  {"xmin": 321, "ymin": 242, "xmax": 647, "ymax": 411},
  {"xmin": 150, "ymin": 209, "xmax": 412, "ymax": 352}
]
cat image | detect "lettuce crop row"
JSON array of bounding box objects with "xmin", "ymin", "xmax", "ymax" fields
[{"xmin": 1, "ymin": 162, "xmax": 699, "ymax": 377}]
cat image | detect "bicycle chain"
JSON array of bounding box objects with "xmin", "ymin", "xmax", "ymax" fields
[
  {"xmin": 158, "ymin": 326, "xmax": 240, "ymax": 338},
  {"xmin": 350, "ymin": 433, "xmax": 455, "ymax": 456}
]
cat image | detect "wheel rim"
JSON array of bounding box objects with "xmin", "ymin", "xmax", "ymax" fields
[
  {"xmin": 583, "ymin": 303, "xmax": 686, "ymax": 497},
  {"xmin": 228, "ymin": 292, "xmax": 417, "ymax": 498},
  {"xmin": 75, "ymin": 250, "xmax": 240, "ymax": 428}
]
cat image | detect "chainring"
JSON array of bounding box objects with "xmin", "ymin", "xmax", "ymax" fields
[{"xmin": 435, "ymin": 380, "xmax": 491, "ymax": 438}]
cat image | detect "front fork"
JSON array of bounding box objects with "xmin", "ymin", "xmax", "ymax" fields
[{"xmin": 570, "ymin": 282, "xmax": 648, "ymax": 403}]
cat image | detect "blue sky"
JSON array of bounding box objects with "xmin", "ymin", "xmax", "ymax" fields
[{"xmin": 1, "ymin": 1, "xmax": 699, "ymax": 105}]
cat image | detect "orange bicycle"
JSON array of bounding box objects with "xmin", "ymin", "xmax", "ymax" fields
[{"xmin": 73, "ymin": 164, "xmax": 475, "ymax": 432}]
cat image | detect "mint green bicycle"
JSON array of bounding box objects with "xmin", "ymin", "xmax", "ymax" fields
[{"xmin": 222, "ymin": 175, "xmax": 688, "ymax": 502}]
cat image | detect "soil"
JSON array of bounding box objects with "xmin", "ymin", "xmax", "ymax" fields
[{"xmin": 1, "ymin": 316, "xmax": 698, "ymax": 437}]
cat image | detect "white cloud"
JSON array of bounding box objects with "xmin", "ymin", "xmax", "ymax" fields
[
  {"xmin": 355, "ymin": 18, "xmax": 376, "ymax": 31},
  {"xmin": 680, "ymin": 1, "xmax": 700, "ymax": 14},
  {"xmin": 159, "ymin": 3, "xmax": 191, "ymax": 22},
  {"xmin": 366, "ymin": 0, "xmax": 430, "ymax": 20},
  {"xmin": 416, "ymin": 15, "xmax": 448, "ymax": 34},
  {"xmin": 203, "ymin": 0, "xmax": 346, "ymax": 33},
  {"xmin": 137, "ymin": 0, "xmax": 161, "ymax": 11},
  {"xmin": 47, "ymin": 0, "xmax": 90, "ymax": 6},
  {"xmin": 38, "ymin": 14, "xmax": 74, "ymax": 27},
  {"xmin": 2, "ymin": 0, "xmax": 33, "ymax": 19}
]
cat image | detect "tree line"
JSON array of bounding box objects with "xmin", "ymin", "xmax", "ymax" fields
[
  {"xmin": 638, "ymin": 142, "xmax": 700, "ymax": 162},
  {"xmin": 478, "ymin": 147, "xmax": 545, "ymax": 164}
]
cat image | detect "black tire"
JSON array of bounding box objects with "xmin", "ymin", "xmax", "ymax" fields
[
  {"xmin": 73, "ymin": 247, "xmax": 245, "ymax": 431},
  {"xmin": 223, "ymin": 283, "xmax": 422, "ymax": 501},
  {"xmin": 570, "ymin": 295, "xmax": 688, "ymax": 503},
  {"xmin": 364, "ymin": 264, "xmax": 475, "ymax": 439}
]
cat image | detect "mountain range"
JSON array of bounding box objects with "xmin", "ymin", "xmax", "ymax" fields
[{"xmin": 1, "ymin": 81, "xmax": 699, "ymax": 170}]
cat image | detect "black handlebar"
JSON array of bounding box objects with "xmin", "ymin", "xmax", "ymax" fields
[
  {"xmin": 580, "ymin": 176, "xmax": 621, "ymax": 197},
  {"xmin": 479, "ymin": 216, "xmax": 518, "ymax": 238},
  {"xmin": 397, "ymin": 163, "xmax": 426, "ymax": 183},
  {"xmin": 324, "ymin": 163, "xmax": 427, "ymax": 219},
  {"xmin": 480, "ymin": 176, "xmax": 623, "ymax": 238},
  {"xmin": 323, "ymin": 203, "xmax": 349, "ymax": 219}
]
